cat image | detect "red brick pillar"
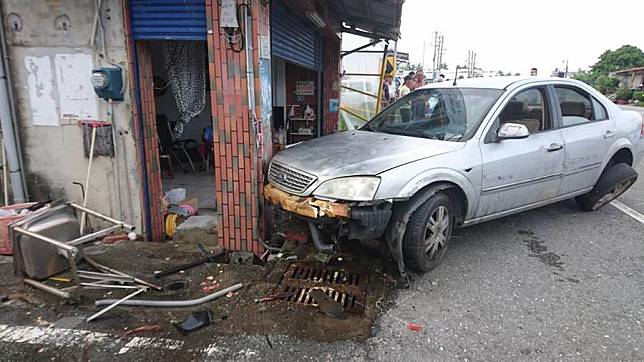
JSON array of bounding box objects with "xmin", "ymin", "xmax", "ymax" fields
[
  {"xmin": 206, "ymin": 0, "xmax": 270, "ymax": 254},
  {"xmin": 322, "ymin": 32, "xmax": 342, "ymax": 135}
]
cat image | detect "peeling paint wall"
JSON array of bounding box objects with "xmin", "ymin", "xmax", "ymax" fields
[{"xmin": 1, "ymin": 0, "xmax": 142, "ymax": 231}]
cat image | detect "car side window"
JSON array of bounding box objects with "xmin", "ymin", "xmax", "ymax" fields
[
  {"xmin": 499, "ymin": 88, "xmax": 549, "ymax": 133},
  {"xmin": 484, "ymin": 87, "xmax": 549, "ymax": 143},
  {"xmin": 592, "ymin": 98, "xmax": 608, "ymax": 120},
  {"xmin": 554, "ymin": 86, "xmax": 594, "ymax": 126}
]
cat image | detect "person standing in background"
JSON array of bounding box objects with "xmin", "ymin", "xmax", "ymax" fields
[{"xmin": 530, "ymin": 67, "xmax": 538, "ymax": 76}]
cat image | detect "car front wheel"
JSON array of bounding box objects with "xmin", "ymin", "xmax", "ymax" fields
[
  {"xmin": 576, "ymin": 163, "xmax": 638, "ymax": 211},
  {"xmin": 403, "ymin": 192, "xmax": 454, "ymax": 272}
]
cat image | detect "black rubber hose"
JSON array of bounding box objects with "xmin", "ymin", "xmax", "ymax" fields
[{"xmin": 308, "ymin": 222, "xmax": 336, "ymax": 254}]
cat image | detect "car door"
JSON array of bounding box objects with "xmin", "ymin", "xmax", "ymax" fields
[
  {"xmin": 552, "ymin": 85, "xmax": 617, "ymax": 195},
  {"xmin": 476, "ymin": 86, "xmax": 565, "ymax": 217}
]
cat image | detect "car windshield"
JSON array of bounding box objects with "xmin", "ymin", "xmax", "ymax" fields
[{"xmin": 363, "ymin": 88, "xmax": 503, "ymax": 141}]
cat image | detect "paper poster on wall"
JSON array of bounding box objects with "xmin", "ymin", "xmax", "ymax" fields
[
  {"xmin": 55, "ymin": 53, "xmax": 98, "ymax": 121},
  {"xmin": 25, "ymin": 55, "xmax": 58, "ymax": 126},
  {"xmin": 295, "ymin": 81, "xmax": 315, "ymax": 96}
]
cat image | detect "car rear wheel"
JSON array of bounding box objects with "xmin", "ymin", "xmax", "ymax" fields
[
  {"xmin": 576, "ymin": 163, "xmax": 638, "ymax": 211},
  {"xmin": 403, "ymin": 192, "xmax": 454, "ymax": 272}
]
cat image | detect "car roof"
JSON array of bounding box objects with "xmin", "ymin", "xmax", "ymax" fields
[{"xmin": 418, "ymin": 76, "xmax": 587, "ymax": 90}]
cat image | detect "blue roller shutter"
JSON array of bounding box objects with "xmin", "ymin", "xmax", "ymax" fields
[
  {"xmin": 271, "ymin": 0, "xmax": 321, "ymax": 70},
  {"xmin": 130, "ymin": 0, "xmax": 207, "ymax": 41}
]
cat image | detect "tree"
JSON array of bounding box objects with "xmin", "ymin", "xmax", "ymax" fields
[
  {"xmin": 590, "ymin": 45, "xmax": 644, "ymax": 74},
  {"xmin": 573, "ymin": 45, "xmax": 644, "ymax": 94}
]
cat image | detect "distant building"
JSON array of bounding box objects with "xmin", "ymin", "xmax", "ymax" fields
[{"xmin": 610, "ymin": 67, "xmax": 644, "ymax": 90}]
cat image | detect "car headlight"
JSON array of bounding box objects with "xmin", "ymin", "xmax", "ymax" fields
[{"xmin": 313, "ymin": 177, "xmax": 381, "ymax": 201}]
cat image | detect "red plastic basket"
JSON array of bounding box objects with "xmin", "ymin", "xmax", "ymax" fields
[{"xmin": 0, "ymin": 202, "xmax": 38, "ymax": 255}]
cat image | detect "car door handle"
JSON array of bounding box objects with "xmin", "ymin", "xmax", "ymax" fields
[
  {"xmin": 604, "ymin": 130, "xmax": 616, "ymax": 139},
  {"xmin": 546, "ymin": 143, "xmax": 563, "ymax": 152}
]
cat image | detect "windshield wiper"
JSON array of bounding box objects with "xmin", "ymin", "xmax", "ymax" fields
[{"xmin": 443, "ymin": 134, "xmax": 463, "ymax": 142}]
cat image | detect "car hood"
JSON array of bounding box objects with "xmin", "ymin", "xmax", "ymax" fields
[{"xmin": 272, "ymin": 130, "xmax": 465, "ymax": 177}]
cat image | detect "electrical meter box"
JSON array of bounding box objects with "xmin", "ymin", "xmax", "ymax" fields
[{"xmin": 91, "ymin": 67, "xmax": 123, "ymax": 101}]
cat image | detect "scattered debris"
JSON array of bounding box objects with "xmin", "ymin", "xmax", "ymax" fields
[
  {"xmin": 407, "ymin": 323, "xmax": 422, "ymax": 332},
  {"xmin": 176, "ymin": 310, "xmax": 212, "ymax": 334},
  {"xmin": 123, "ymin": 324, "xmax": 162, "ymax": 337},
  {"xmin": 102, "ymin": 234, "xmax": 129, "ymax": 245},
  {"xmin": 201, "ymin": 285, "xmax": 219, "ymax": 293},
  {"xmin": 255, "ymin": 291, "xmax": 295, "ymax": 303},
  {"xmin": 310, "ymin": 289, "xmax": 345, "ymax": 319},
  {"xmin": 230, "ymin": 251, "xmax": 254, "ymax": 265},
  {"xmin": 154, "ymin": 246, "xmax": 225, "ymax": 278}
]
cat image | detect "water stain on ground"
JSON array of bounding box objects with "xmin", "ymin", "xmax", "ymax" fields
[{"xmin": 517, "ymin": 230, "xmax": 565, "ymax": 271}]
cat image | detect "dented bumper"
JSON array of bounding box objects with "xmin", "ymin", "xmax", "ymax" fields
[
  {"xmin": 264, "ymin": 184, "xmax": 393, "ymax": 241},
  {"xmin": 263, "ymin": 184, "xmax": 350, "ymax": 219}
]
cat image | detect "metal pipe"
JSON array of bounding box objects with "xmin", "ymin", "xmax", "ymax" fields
[
  {"xmin": 69, "ymin": 224, "xmax": 122, "ymax": 246},
  {"xmin": 79, "ymin": 126, "xmax": 98, "ymax": 234},
  {"xmin": 83, "ymin": 255, "xmax": 161, "ymax": 290},
  {"xmin": 2, "ymin": 141, "xmax": 8, "ymax": 206},
  {"xmin": 23, "ymin": 278, "xmax": 70, "ymax": 299},
  {"xmin": 341, "ymin": 85, "xmax": 378, "ymax": 98},
  {"xmin": 78, "ymin": 270, "xmax": 135, "ymax": 283},
  {"xmin": 0, "ymin": 5, "xmax": 26, "ymax": 200},
  {"xmin": 0, "ymin": 14, "xmax": 25, "ymax": 203},
  {"xmin": 13, "ymin": 226, "xmax": 78, "ymax": 255},
  {"xmin": 308, "ymin": 223, "xmax": 335, "ymax": 254},
  {"xmin": 68, "ymin": 202, "xmax": 135, "ymax": 231},
  {"xmin": 87, "ymin": 288, "xmax": 145, "ymax": 322},
  {"xmin": 95, "ymin": 283, "xmax": 243, "ymax": 307},
  {"xmin": 375, "ymin": 43, "xmax": 389, "ymax": 114}
]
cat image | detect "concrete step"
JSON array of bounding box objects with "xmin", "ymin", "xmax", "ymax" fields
[{"xmin": 174, "ymin": 215, "xmax": 217, "ymax": 245}]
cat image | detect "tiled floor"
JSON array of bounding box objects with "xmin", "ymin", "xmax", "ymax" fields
[{"xmin": 162, "ymin": 171, "xmax": 216, "ymax": 209}]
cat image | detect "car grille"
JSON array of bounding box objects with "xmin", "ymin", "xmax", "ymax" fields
[{"xmin": 268, "ymin": 161, "xmax": 317, "ymax": 195}]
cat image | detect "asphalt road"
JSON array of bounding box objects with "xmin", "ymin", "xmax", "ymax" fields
[{"xmin": 1, "ymin": 107, "xmax": 643, "ymax": 361}]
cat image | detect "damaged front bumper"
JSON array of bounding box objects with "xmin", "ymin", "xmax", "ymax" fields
[{"xmin": 263, "ymin": 184, "xmax": 392, "ymax": 241}]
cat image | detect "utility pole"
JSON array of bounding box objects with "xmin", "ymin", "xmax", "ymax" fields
[
  {"xmin": 431, "ymin": 31, "xmax": 438, "ymax": 81},
  {"xmin": 438, "ymin": 34, "xmax": 445, "ymax": 74},
  {"xmin": 422, "ymin": 40, "xmax": 426, "ymax": 70}
]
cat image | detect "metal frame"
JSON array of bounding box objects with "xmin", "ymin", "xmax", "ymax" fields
[{"xmin": 12, "ymin": 202, "xmax": 147, "ymax": 299}]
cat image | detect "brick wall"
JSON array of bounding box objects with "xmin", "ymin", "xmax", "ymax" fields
[
  {"xmin": 206, "ymin": 0, "xmax": 270, "ymax": 255},
  {"xmin": 322, "ymin": 32, "xmax": 341, "ymax": 135}
]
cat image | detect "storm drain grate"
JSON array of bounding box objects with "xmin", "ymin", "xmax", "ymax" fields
[{"xmin": 274, "ymin": 262, "xmax": 368, "ymax": 314}]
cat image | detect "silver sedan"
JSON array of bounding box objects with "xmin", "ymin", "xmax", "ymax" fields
[{"xmin": 265, "ymin": 77, "xmax": 643, "ymax": 277}]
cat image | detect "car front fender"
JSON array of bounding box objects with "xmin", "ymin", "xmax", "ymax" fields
[{"xmin": 394, "ymin": 168, "xmax": 479, "ymax": 220}]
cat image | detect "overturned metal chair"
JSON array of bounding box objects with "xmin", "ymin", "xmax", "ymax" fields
[{"xmin": 10, "ymin": 201, "xmax": 144, "ymax": 299}]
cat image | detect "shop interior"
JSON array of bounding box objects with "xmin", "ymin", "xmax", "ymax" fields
[
  {"xmin": 148, "ymin": 40, "xmax": 216, "ymax": 210},
  {"xmin": 271, "ymin": 57, "xmax": 321, "ymax": 149}
]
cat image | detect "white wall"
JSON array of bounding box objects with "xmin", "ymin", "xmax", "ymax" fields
[{"xmin": 1, "ymin": 0, "xmax": 143, "ymax": 231}]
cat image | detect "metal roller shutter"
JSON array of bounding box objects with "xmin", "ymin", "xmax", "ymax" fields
[
  {"xmin": 271, "ymin": 0, "xmax": 321, "ymax": 70},
  {"xmin": 130, "ymin": 0, "xmax": 207, "ymax": 41}
]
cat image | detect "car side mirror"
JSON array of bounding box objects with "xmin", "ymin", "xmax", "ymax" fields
[{"xmin": 497, "ymin": 122, "xmax": 529, "ymax": 140}]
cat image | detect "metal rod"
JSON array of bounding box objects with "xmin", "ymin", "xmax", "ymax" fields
[
  {"xmin": 67, "ymin": 254, "xmax": 83, "ymax": 295},
  {"xmin": 23, "ymin": 278, "xmax": 70, "ymax": 299},
  {"xmin": 340, "ymin": 85, "xmax": 378, "ymax": 98},
  {"xmin": 339, "ymin": 106, "xmax": 369, "ymax": 122},
  {"xmin": 83, "ymin": 255, "xmax": 161, "ymax": 290},
  {"xmin": 69, "ymin": 202, "xmax": 135, "ymax": 231},
  {"xmin": 69, "ymin": 224, "xmax": 123, "ymax": 246},
  {"xmin": 342, "ymin": 73, "xmax": 382, "ymax": 77},
  {"xmin": 87, "ymin": 288, "xmax": 146, "ymax": 322},
  {"xmin": 341, "ymin": 39, "xmax": 380, "ymax": 58},
  {"xmin": 13, "ymin": 226, "xmax": 78, "ymax": 255},
  {"xmin": 65, "ymin": 283, "xmax": 146, "ymax": 290},
  {"xmin": 80, "ymin": 125, "xmax": 97, "ymax": 235},
  {"xmin": 375, "ymin": 43, "xmax": 389, "ymax": 114},
  {"xmin": 95, "ymin": 283, "xmax": 243, "ymax": 307},
  {"xmin": 78, "ymin": 270, "xmax": 135, "ymax": 283}
]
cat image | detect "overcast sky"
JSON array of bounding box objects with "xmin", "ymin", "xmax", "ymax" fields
[{"xmin": 394, "ymin": 0, "xmax": 644, "ymax": 76}]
